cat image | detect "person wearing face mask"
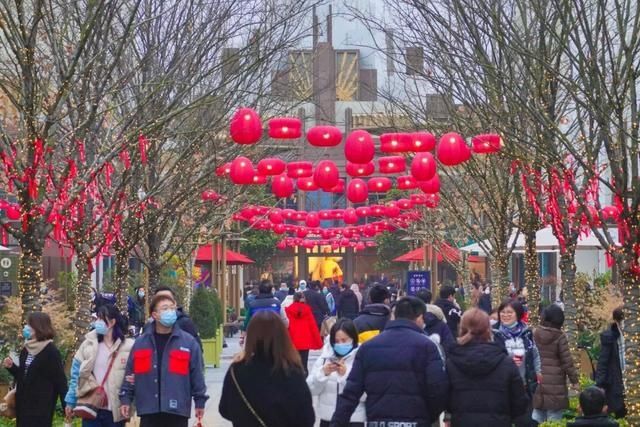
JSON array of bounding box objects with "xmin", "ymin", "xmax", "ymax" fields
[
  {"xmin": 307, "ymin": 319, "xmax": 365, "ymax": 427},
  {"xmin": 64, "ymin": 304, "xmax": 134, "ymax": 426},
  {"xmin": 332, "ymin": 296, "xmax": 449, "ymax": 427},
  {"xmin": 493, "ymin": 300, "xmax": 542, "ymax": 427},
  {"xmin": 128, "ymin": 287, "xmax": 146, "ymax": 336},
  {"xmin": 3, "ymin": 312, "xmax": 68, "ymax": 427},
  {"xmin": 119, "ymin": 294, "xmax": 208, "ymax": 427},
  {"xmin": 595, "ymin": 307, "xmax": 627, "ymax": 419}
]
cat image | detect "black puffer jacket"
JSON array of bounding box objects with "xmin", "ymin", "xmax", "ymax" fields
[
  {"xmin": 353, "ymin": 303, "xmax": 390, "ymax": 339},
  {"xmin": 596, "ymin": 323, "xmax": 626, "ymax": 418},
  {"xmin": 434, "ymin": 298, "xmax": 462, "ymax": 337},
  {"xmin": 446, "ymin": 341, "xmax": 528, "ymax": 426}
]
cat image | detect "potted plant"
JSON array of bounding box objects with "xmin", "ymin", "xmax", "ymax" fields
[{"xmin": 190, "ymin": 287, "xmax": 223, "ymax": 367}]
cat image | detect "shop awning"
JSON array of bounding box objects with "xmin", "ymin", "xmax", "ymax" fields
[
  {"xmin": 393, "ymin": 243, "xmax": 485, "ymax": 264},
  {"xmin": 195, "ymin": 244, "xmax": 254, "ymax": 265}
]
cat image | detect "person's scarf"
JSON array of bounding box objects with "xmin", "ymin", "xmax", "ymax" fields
[
  {"xmin": 499, "ymin": 321, "xmax": 526, "ymax": 338},
  {"xmin": 24, "ymin": 339, "xmax": 52, "ymax": 356}
]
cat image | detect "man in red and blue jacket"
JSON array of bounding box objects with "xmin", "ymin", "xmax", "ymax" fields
[{"xmin": 119, "ymin": 293, "xmax": 208, "ymax": 427}]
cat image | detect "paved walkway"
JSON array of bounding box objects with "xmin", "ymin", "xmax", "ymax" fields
[{"xmin": 191, "ymin": 336, "xmax": 322, "ymax": 427}]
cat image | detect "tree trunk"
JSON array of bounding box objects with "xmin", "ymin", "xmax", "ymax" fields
[
  {"xmin": 114, "ymin": 243, "xmax": 130, "ymax": 313},
  {"xmin": 523, "ymin": 216, "xmax": 540, "ymax": 326},
  {"xmin": 490, "ymin": 254, "xmax": 509, "ymax": 308},
  {"xmin": 18, "ymin": 241, "xmax": 44, "ymax": 322},
  {"xmin": 74, "ymin": 254, "xmax": 93, "ymax": 347},
  {"xmin": 559, "ymin": 250, "xmax": 580, "ymax": 370},
  {"xmin": 620, "ymin": 256, "xmax": 640, "ymax": 422},
  {"xmin": 146, "ymin": 230, "xmax": 162, "ymax": 294}
]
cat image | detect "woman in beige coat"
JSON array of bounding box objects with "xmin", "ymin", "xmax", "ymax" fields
[{"xmin": 65, "ymin": 304, "xmax": 134, "ymax": 426}]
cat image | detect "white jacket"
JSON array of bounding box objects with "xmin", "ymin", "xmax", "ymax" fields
[{"xmin": 306, "ymin": 342, "xmax": 366, "ymax": 423}]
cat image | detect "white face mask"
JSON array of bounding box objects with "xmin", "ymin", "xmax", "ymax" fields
[{"xmin": 484, "ymin": 288, "xmax": 490, "ymax": 295}]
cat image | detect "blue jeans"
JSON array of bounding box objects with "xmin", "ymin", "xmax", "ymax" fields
[
  {"xmin": 532, "ymin": 408, "xmax": 565, "ymax": 422},
  {"xmin": 82, "ymin": 409, "xmax": 125, "ymax": 427}
]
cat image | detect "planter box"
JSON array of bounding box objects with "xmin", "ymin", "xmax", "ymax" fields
[{"xmin": 202, "ymin": 325, "xmax": 224, "ymax": 368}]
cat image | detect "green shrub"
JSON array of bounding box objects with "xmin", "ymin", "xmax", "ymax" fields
[{"xmin": 189, "ymin": 287, "xmax": 223, "ymax": 339}]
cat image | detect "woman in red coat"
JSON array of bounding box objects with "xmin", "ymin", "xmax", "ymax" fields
[{"xmin": 286, "ymin": 292, "xmax": 323, "ymax": 374}]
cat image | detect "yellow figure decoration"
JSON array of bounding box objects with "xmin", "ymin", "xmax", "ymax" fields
[{"xmin": 309, "ymin": 247, "xmax": 344, "ymax": 282}]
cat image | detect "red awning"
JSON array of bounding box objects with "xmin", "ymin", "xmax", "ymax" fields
[
  {"xmin": 195, "ymin": 244, "xmax": 254, "ymax": 265},
  {"xmin": 393, "ymin": 244, "xmax": 485, "ymax": 264}
]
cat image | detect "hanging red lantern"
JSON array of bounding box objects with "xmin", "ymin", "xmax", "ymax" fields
[
  {"xmin": 257, "ymin": 158, "xmax": 286, "ymax": 176},
  {"xmin": 319, "ymin": 210, "xmax": 332, "ymax": 220},
  {"xmin": 271, "ymin": 174, "xmax": 294, "ymax": 198},
  {"xmin": 330, "ymin": 179, "xmax": 345, "ymax": 193},
  {"xmin": 5, "ymin": 204, "xmax": 20, "ymax": 220},
  {"xmin": 344, "ymin": 130, "xmax": 375, "ymax": 163},
  {"xmin": 385, "ymin": 201, "xmax": 400, "ymax": 218},
  {"xmin": 313, "ymin": 160, "xmax": 339, "ymax": 191},
  {"xmin": 273, "ymin": 224, "xmax": 286, "ymax": 234},
  {"xmin": 343, "ymin": 229, "xmax": 354, "ymax": 238},
  {"xmin": 307, "ymin": 126, "xmax": 343, "ymax": 147},
  {"xmin": 602, "ymin": 205, "xmax": 621, "ymax": 221},
  {"xmin": 251, "ymin": 174, "xmax": 267, "ymax": 185},
  {"xmin": 200, "ymin": 190, "xmax": 220, "ymax": 202},
  {"xmin": 397, "ymin": 199, "xmax": 413, "ymax": 210},
  {"xmin": 344, "ymin": 208, "xmax": 359, "ymax": 225},
  {"xmin": 411, "ymin": 132, "xmax": 436, "ymax": 152},
  {"xmin": 355, "ymin": 206, "xmax": 371, "ymax": 217},
  {"xmin": 419, "ymin": 174, "xmax": 440, "ymax": 194},
  {"xmin": 295, "ymin": 211, "xmax": 307, "ymax": 222},
  {"xmin": 347, "ymin": 179, "xmax": 368, "ymax": 203},
  {"xmin": 424, "ymin": 193, "xmax": 440, "ymax": 208},
  {"xmin": 305, "ymin": 212, "xmax": 320, "ymax": 227},
  {"xmin": 269, "ymin": 209, "xmax": 283, "ymax": 224},
  {"xmin": 378, "ymin": 156, "xmax": 406, "ymax": 174},
  {"xmin": 229, "ymin": 156, "xmax": 255, "ymax": 184},
  {"xmin": 371, "ymin": 204, "xmax": 385, "ymax": 216},
  {"xmin": 437, "ymin": 132, "xmax": 471, "ymax": 166},
  {"xmin": 368, "ymin": 177, "xmax": 392, "ymax": 193},
  {"xmin": 276, "ymin": 240, "xmax": 287, "ymax": 249},
  {"xmin": 346, "ymin": 161, "xmax": 375, "ymax": 177},
  {"xmin": 268, "ymin": 117, "xmax": 302, "ymax": 139},
  {"xmin": 410, "ymin": 193, "xmax": 427, "ymax": 205},
  {"xmin": 410, "ymin": 152, "xmax": 436, "ymax": 181},
  {"xmin": 363, "ymin": 224, "xmax": 377, "ymax": 237},
  {"xmin": 297, "ymin": 177, "xmax": 319, "ymax": 191},
  {"xmin": 397, "ymin": 175, "xmax": 417, "ymax": 190},
  {"xmin": 297, "ymin": 228, "xmax": 309, "ymax": 238},
  {"xmin": 215, "ymin": 162, "xmax": 231, "ymax": 177},
  {"xmin": 229, "ymin": 108, "xmax": 262, "ymax": 144},
  {"xmin": 355, "ymin": 241, "xmax": 366, "ymax": 251},
  {"xmin": 331, "ymin": 209, "xmax": 345, "ymax": 220},
  {"xmin": 471, "ymin": 133, "xmax": 503, "ymax": 154},
  {"xmin": 283, "ymin": 209, "xmax": 296, "ymax": 220},
  {"xmin": 287, "ymin": 161, "xmax": 313, "ymax": 178},
  {"xmin": 380, "ymin": 133, "xmax": 411, "ymax": 153}
]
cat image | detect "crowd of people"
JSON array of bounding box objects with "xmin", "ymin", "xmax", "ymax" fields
[
  {"xmin": 224, "ymin": 280, "xmax": 626, "ymax": 427},
  {"xmin": 2, "ymin": 279, "xmax": 627, "ymax": 427}
]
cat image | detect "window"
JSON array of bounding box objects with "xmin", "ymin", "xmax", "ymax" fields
[{"xmin": 405, "ymin": 46, "xmax": 424, "ymax": 76}]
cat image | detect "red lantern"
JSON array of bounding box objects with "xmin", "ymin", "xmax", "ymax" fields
[
  {"xmin": 268, "ymin": 117, "xmax": 302, "ymax": 139},
  {"xmin": 276, "ymin": 240, "xmax": 287, "ymax": 249},
  {"xmin": 271, "ymin": 174, "xmax": 294, "ymax": 198},
  {"xmin": 287, "ymin": 161, "xmax": 313, "ymax": 178},
  {"xmin": 368, "ymin": 177, "xmax": 392, "ymax": 193},
  {"xmin": 269, "ymin": 209, "xmax": 283, "ymax": 224},
  {"xmin": 410, "ymin": 193, "xmax": 427, "ymax": 205},
  {"xmin": 200, "ymin": 190, "xmax": 220, "ymax": 201},
  {"xmin": 419, "ymin": 174, "xmax": 440, "ymax": 194},
  {"xmin": 273, "ymin": 223, "xmax": 286, "ymax": 234},
  {"xmin": 410, "ymin": 152, "xmax": 436, "ymax": 181},
  {"xmin": 411, "ymin": 132, "xmax": 436, "ymax": 152},
  {"xmin": 283, "ymin": 209, "xmax": 296, "ymax": 220},
  {"xmin": 331, "ymin": 209, "xmax": 345, "ymax": 220},
  {"xmin": 471, "ymin": 133, "xmax": 503, "ymax": 154},
  {"xmin": 297, "ymin": 177, "xmax": 319, "ymax": 191},
  {"xmin": 437, "ymin": 132, "xmax": 471, "ymax": 166},
  {"xmin": 344, "ymin": 130, "xmax": 375, "ymax": 163},
  {"xmin": 379, "ymin": 156, "xmax": 406, "ymax": 174},
  {"xmin": 424, "ymin": 193, "xmax": 440, "ymax": 208},
  {"xmin": 397, "ymin": 175, "xmax": 417, "ymax": 190},
  {"xmin": 602, "ymin": 205, "xmax": 621, "ymax": 221},
  {"xmin": 371, "ymin": 204, "xmax": 385, "ymax": 216},
  {"xmin": 380, "ymin": 133, "xmax": 411, "ymax": 153},
  {"xmin": 256, "ymin": 206, "xmax": 269, "ymax": 215},
  {"xmin": 347, "ymin": 179, "xmax": 368, "ymax": 203},
  {"xmin": 363, "ymin": 224, "xmax": 376, "ymax": 237},
  {"xmin": 346, "ymin": 161, "xmax": 375, "ymax": 177},
  {"xmin": 330, "ymin": 179, "xmax": 345, "ymax": 193},
  {"xmin": 215, "ymin": 162, "xmax": 231, "ymax": 177},
  {"xmin": 307, "ymin": 126, "xmax": 343, "ymax": 147},
  {"xmin": 319, "ymin": 210, "xmax": 332, "ymax": 220},
  {"xmin": 5, "ymin": 204, "xmax": 20, "ymax": 220},
  {"xmin": 305, "ymin": 212, "xmax": 320, "ymax": 227},
  {"xmin": 355, "ymin": 241, "xmax": 366, "ymax": 251},
  {"xmin": 385, "ymin": 201, "xmax": 400, "ymax": 218},
  {"xmin": 251, "ymin": 174, "xmax": 267, "ymax": 185},
  {"xmin": 344, "ymin": 208, "xmax": 359, "ymax": 224},
  {"xmin": 297, "ymin": 228, "xmax": 309, "ymax": 238},
  {"xmin": 257, "ymin": 158, "xmax": 286, "ymax": 176},
  {"xmin": 313, "ymin": 160, "xmax": 339, "ymax": 191},
  {"xmin": 355, "ymin": 206, "xmax": 371, "ymax": 217},
  {"xmin": 229, "ymin": 156, "xmax": 255, "ymax": 184},
  {"xmin": 397, "ymin": 199, "xmax": 413, "ymax": 210},
  {"xmin": 229, "ymin": 108, "xmax": 262, "ymax": 144},
  {"xmin": 295, "ymin": 211, "xmax": 307, "ymax": 221}
]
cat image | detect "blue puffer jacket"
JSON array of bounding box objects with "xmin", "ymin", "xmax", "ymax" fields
[
  {"xmin": 119, "ymin": 323, "xmax": 208, "ymax": 418},
  {"xmin": 331, "ymin": 319, "xmax": 449, "ymax": 427}
]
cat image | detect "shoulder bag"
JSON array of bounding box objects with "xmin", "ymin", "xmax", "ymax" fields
[
  {"xmin": 230, "ymin": 365, "xmax": 267, "ymax": 427},
  {"xmin": 73, "ymin": 352, "xmax": 117, "ymax": 419}
]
